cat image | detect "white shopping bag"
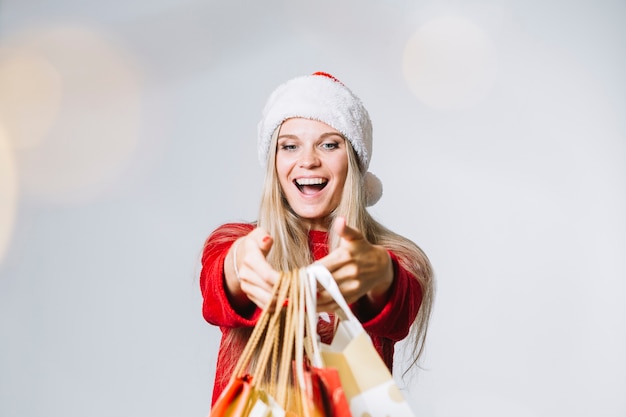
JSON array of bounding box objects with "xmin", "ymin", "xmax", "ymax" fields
[{"xmin": 306, "ymin": 264, "xmax": 417, "ymax": 417}]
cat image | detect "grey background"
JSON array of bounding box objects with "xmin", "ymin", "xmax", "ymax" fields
[{"xmin": 1, "ymin": 1, "xmax": 625, "ymax": 416}]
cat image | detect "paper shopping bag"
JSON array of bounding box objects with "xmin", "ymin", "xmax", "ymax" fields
[
  {"xmin": 209, "ymin": 374, "xmax": 254, "ymax": 417},
  {"xmin": 321, "ymin": 329, "xmax": 415, "ymax": 417},
  {"xmin": 307, "ymin": 365, "xmax": 352, "ymax": 417},
  {"xmin": 210, "ymin": 374, "xmax": 288, "ymax": 417},
  {"xmin": 247, "ymin": 389, "xmax": 286, "ymax": 417},
  {"xmin": 210, "ymin": 271, "xmax": 290, "ymax": 417},
  {"xmin": 307, "ymin": 264, "xmax": 416, "ymax": 417},
  {"xmin": 300, "ymin": 267, "xmax": 353, "ymax": 417}
]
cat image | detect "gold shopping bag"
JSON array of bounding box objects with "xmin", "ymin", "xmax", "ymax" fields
[
  {"xmin": 211, "ymin": 268, "xmax": 332, "ymax": 417},
  {"xmin": 209, "ymin": 273, "xmax": 288, "ymax": 417}
]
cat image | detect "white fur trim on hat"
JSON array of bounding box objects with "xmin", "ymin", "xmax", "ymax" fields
[
  {"xmin": 364, "ymin": 171, "xmax": 383, "ymax": 206},
  {"xmin": 257, "ymin": 72, "xmax": 373, "ymax": 171}
]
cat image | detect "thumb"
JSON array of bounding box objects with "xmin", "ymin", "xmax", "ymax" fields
[
  {"xmin": 250, "ymin": 228, "xmax": 273, "ymax": 257},
  {"xmin": 334, "ymin": 216, "xmax": 363, "ymax": 242},
  {"xmin": 259, "ymin": 234, "xmax": 273, "ymax": 256}
]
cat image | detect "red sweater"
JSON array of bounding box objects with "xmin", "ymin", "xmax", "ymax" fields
[{"xmin": 200, "ymin": 223, "xmax": 423, "ymax": 405}]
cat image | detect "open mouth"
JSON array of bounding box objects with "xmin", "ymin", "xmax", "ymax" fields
[{"xmin": 294, "ymin": 178, "xmax": 328, "ymax": 195}]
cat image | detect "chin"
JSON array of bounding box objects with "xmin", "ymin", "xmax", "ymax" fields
[{"xmin": 292, "ymin": 207, "xmax": 331, "ymax": 222}]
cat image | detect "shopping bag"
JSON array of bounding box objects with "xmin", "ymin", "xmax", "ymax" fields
[
  {"xmin": 300, "ymin": 269, "xmax": 352, "ymax": 417},
  {"xmin": 210, "ymin": 375, "xmax": 285, "ymax": 417},
  {"xmin": 210, "ymin": 267, "xmax": 354, "ymax": 417},
  {"xmin": 247, "ymin": 389, "xmax": 286, "ymax": 417},
  {"xmin": 209, "ymin": 272, "xmax": 289, "ymax": 417},
  {"xmin": 306, "ymin": 264, "xmax": 417, "ymax": 417},
  {"xmin": 209, "ymin": 374, "xmax": 254, "ymax": 416},
  {"xmin": 307, "ymin": 365, "xmax": 352, "ymax": 417}
]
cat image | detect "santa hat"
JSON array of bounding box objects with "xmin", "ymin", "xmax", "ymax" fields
[{"xmin": 257, "ymin": 71, "xmax": 383, "ymax": 206}]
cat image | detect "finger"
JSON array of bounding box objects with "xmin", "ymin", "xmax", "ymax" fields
[
  {"xmin": 315, "ymin": 289, "xmax": 338, "ymax": 312},
  {"xmin": 316, "ymin": 300, "xmax": 340, "ymax": 313},
  {"xmin": 334, "ymin": 216, "xmax": 364, "ymax": 242},
  {"xmin": 315, "ymin": 249, "xmax": 355, "ymax": 276},
  {"xmin": 315, "ymin": 279, "xmax": 360, "ymax": 309},
  {"xmin": 314, "ymin": 255, "xmax": 340, "ymax": 273},
  {"xmin": 241, "ymin": 254, "xmax": 279, "ymax": 288},
  {"xmin": 240, "ymin": 231, "xmax": 277, "ymax": 283},
  {"xmin": 248, "ymin": 227, "xmax": 274, "ymax": 256},
  {"xmin": 241, "ymin": 283, "xmax": 274, "ymax": 310},
  {"xmin": 259, "ymin": 235, "xmax": 273, "ymax": 256},
  {"xmin": 239, "ymin": 266, "xmax": 279, "ymax": 306}
]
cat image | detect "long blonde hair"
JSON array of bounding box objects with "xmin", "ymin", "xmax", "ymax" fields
[
  {"xmin": 223, "ymin": 124, "xmax": 434, "ymax": 383},
  {"xmin": 265, "ymin": 125, "xmax": 433, "ymax": 366}
]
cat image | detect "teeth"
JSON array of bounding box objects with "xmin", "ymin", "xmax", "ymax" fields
[{"xmin": 296, "ymin": 178, "xmax": 326, "ymax": 185}]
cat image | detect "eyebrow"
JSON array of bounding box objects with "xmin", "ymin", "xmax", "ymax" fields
[{"xmin": 277, "ymin": 132, "xmax": 345, "ymax": 140}]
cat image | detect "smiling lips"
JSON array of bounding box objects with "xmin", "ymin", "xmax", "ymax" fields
[{"xmin": 294, "ymin": 177, "xmax": 328, "ymax": 195}]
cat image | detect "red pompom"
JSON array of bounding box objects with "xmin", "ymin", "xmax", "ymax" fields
[{"xmin": 312, "ymin": 71, "xmax": 344, "ymax": 85}]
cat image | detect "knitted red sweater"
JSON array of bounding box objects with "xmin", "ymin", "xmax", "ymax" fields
[{"xmin": 200, "ymin": 223, "xmax": 423, "ymax": 405}]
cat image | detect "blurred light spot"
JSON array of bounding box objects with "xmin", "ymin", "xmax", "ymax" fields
[
  {"xmin": 0, "ymin": 26, "xmax": 142, "ymax": 204},
  {"xmin": 0, "ymin": 50, "xmax": 62, "ymax": 150},
  {"xmin": 402, "ymin": 16, "xmax": 497, "ymax": 110},
  {"xmin": 0, "ymin": 125, "xmax": 18, "ymax": 264}
]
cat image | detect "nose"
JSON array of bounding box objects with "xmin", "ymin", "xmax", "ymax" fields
[{"xmin": 298, "ymin": 146, "xmax": 321, "ymax": 168}]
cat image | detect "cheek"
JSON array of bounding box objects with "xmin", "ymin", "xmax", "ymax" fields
[
  {"xmin": 333, "ymin": 156, "xmax": 349, "ymax": 185},
  {"xmin": 275, "ymin": 159, "xmax": 291, "ymax": 187},
  {"xmin": 336, "ymin": 170, "xmax": 349, "ymax": 193}
]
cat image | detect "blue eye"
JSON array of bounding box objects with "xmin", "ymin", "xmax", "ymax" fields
[
  {"xmin": 322, "ymin": 142, "xmax": 339, "ymax": 150},
  {"xmin": 280, "ymin": 144, "xmax": 297, "ymax": 151}
]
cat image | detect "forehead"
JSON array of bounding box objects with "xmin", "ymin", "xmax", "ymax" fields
[{"xmin": 278, "ymin": 118, "xmax": 343, "ymax": 138}]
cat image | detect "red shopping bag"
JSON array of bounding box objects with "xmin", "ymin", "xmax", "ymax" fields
[{"xmin": 308, "ymin": 365, "xmax": 352, "ymax": 417}]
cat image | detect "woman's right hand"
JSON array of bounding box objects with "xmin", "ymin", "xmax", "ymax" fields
[{"xmin": 224, "ymin": 227, "xmax": 280, "ymax": 311}]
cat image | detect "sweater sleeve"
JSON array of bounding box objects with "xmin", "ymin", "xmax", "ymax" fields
[
  {"xmin": 351, "ymin": 251, "xmax": 423, "ymax": 341},
  {"xmin": 199, "ymin": 222, "xmax": 261, "ymax": 328}
]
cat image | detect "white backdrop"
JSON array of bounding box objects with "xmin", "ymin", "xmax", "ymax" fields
[{"xmin": 1, "ymin": 1, "xmax": 625, "ymax": 416}]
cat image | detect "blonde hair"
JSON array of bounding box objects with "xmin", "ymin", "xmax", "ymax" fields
[{"xmin": 223, "ymin": 123, "xmax": 434, "ymax": 382}]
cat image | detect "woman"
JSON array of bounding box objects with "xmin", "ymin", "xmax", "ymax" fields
[{"xmin": 200, "ymin": 72, "xmax": 434, "ymax": 405}]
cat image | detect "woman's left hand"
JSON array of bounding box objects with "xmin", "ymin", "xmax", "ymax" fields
[{"xmin": 316, "ymin": 217, "xmax": 394, "ymax": 312}]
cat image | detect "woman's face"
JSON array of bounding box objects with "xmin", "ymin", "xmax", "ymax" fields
[{"xmin": 275, "ymin": 118, "xmax": 349, "ymax": 231}]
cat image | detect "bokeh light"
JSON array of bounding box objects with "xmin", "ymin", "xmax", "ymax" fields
[
  {"xmin": 0, "ymin": 124, "xmax": 18, "ymax": 265},
  {"xmin": 402, "ymin": 16, "xmax": 497, "ymax": 110},
  {"xmin": 0, "ymin": 26, "xmax": 141, "ymax": 204},
  {"xmin": 0, "ymin": 49, "xmax": 62, "ymax": 150}
]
